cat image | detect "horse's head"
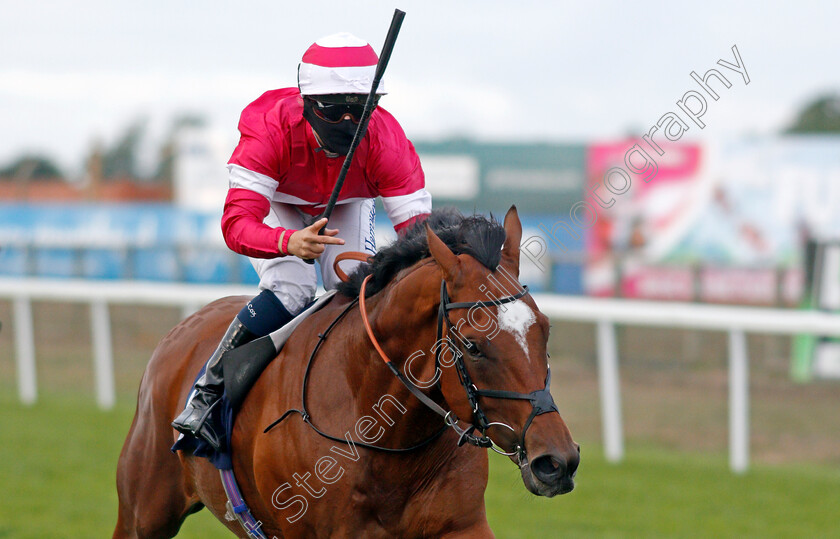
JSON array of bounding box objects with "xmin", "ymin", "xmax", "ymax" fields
[{"xmin": 425, "ymin": 206, "xmax": 579, "ymax": 497}]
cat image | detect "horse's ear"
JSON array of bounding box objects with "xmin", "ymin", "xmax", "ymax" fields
[
  {"xmin": 426, "ymin": 223, "xmax": 460, "ymax": 281},
  {"xmin": 501, "ymin": 205, "xmax": 522, "ymax": 277}
]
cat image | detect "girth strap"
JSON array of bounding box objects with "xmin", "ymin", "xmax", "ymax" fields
[{"xmin": 219, "ymin": 469, "xmax": 268, "ymax": 538}]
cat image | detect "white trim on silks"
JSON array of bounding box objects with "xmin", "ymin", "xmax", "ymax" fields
[
  {"xmin": 271, "ymin": 195, "xmax": 371, "ymax": 208},
  {"xmin": 382, "ymin": 188, "xmax": 432, "ymax": 226},
  {"xmin": 228, "ymin": 164, "xmax": 371, "ymax": 208},
  {"xmin": 227, "ymin": 164, "xmax": 278, "ymax": 201},
  {"xmin": 298, "ymin": 63, "xmax": 387, "ymax": 95}
]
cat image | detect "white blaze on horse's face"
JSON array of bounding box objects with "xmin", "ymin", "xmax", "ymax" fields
[{"xmin": 497, "ymin": 300, "xmax": 536, "ymax": 359}]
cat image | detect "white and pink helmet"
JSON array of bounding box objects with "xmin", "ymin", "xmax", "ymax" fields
[{"xmin": 297, "ymin": 32, "xmax": 387, "ymax": 96}]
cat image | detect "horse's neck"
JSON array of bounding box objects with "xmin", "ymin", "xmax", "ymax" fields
[{"xmin": 337, "ymin": 270, "xmax": 446, "ymax": 449}]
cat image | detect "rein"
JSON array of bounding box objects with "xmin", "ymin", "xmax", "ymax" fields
[
  {"xmin": 360, "ymin": 272, "xmax": 559, "ymax": 463},
  {"xmin": 264, "ymin": 268, "xmax": 560, "ymax": 463},
  {"xmin": 436, "ymin": 279, "xmax": 559, "ymax": 461},
  {"xmin": 263, "ymin": 295, "xmax": 447, "ymax": 453},
  {"xmin": 358, "ymin": 275, "xmax": 493, "ymax": 449}
]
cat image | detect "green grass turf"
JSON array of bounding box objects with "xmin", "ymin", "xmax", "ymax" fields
[{"xmin": 1, "ymin": 394, "xmax": 838, "ymax": 538}]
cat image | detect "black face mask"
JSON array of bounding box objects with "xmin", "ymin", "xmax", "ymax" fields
[{"xmin": 302, "ymin": 98, "xmax": 357, "ymax": 156}]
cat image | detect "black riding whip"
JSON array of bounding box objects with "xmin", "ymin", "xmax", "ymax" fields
[{"xmin": 304, "ymin": 8, "xmax": 406, "ymax": 263}]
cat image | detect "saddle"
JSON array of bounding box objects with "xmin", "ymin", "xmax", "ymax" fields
[
  {"xmin": 173, "ymin": 252, "xmax": 370, "ymax": 463},
  {"xmin": 176, "ymin": 253, "xmax": 370, "ymax": 538},
  {"xmin": 221, "ymin": 251, "xmax": 370, "ymax": 409},
  {"xmin": 222, "ymin": 289, "xmax": 338, "ymax": 410}
]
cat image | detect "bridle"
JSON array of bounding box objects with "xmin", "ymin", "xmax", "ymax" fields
[
  {"xmin": 360, "ymin": 273, "xmax": 560, "ymax": 464},
  {"xmin": 264, "ymin": 269, "xmax": 560, "ymax": 463}
]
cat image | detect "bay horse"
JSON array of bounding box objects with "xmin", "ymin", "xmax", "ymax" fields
[{"xmin": 114, "ymin": 207, "xmax": 579, "ymax": 538}]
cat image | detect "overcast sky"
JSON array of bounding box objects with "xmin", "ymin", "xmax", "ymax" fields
[{"xmin": 1, "ymin": 0, "xmax": 838, "ymax": 174}]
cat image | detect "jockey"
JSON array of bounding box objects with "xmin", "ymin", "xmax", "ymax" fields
[{"xmin": 172, "ymin": 32, "xmax": 432, "ymax": 449}]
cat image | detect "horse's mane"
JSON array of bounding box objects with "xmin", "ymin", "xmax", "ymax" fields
[{"xmin": 337, "ymin": 207, "xmax": 506, "ymax": 298}]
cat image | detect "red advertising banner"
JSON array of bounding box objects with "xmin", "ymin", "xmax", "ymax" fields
[
  {"xmin": 585, "ymin": 139, "xmax": 707, "ymax": 300},
  {"xmin": 584, "ymin": 137, "xmax": 829, "ymax": 305}
]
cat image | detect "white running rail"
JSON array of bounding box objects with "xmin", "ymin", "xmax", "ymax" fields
[
  {"xmin": 0, "ymin": 277, "xmax": 255, "ymax": 410},
  {"xmin": 4, "ymin": 277, "xmax": 840, "ymax": 473}
]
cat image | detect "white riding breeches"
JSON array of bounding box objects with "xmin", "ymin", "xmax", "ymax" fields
[{"xmin": 249, "ymin": 199, "xmax": 376, "ymax": 315}]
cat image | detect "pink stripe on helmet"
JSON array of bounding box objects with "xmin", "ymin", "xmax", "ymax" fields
[
  {"xmin": 302, "ymin": 44, "xmax": 378, "ymax": 68},
  {"xmin": 298, "ymin": 33, "xmax": 386, "ymax": 95}
]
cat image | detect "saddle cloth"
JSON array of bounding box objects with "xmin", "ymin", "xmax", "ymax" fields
[{"xmin": 172, "ymin": 290, "xmax": 338, "ymax": 470}]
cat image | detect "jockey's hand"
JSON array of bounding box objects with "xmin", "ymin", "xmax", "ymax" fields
[{"xmin": 285, "ymin": 218, "xmax": 344, "ymax": 260}]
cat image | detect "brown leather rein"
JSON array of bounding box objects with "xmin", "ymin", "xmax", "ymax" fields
[
  {"xmin": 357, "ymin": 266, "xmax": 556, "ymax": 462},
  {"xmin": 333, "ymin": 251, "xmax": 372, "ymax": 283},
  {"xmin": 265, "ymin": 251, "xmax": 558, "ymax": 461}
]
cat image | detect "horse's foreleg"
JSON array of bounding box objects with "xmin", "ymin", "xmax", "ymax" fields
[
  {"xmin": 113, "ymin": 415, "xmax": 201, "ymax": 538},
  {"xmin": 113, "ymin": 500, "xmax": 202, "ymax": 539},
  {"xmin": 438, "ymin": 522, "xmax": 495, "ymax": 539}
]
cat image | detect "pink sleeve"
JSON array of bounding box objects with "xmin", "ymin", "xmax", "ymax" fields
[
  {"xmin": 221, "ymin": 188, "xmax": 297, "ymax": 259},
  {"xmin": 228, "ymin": 92, "xmax": 285, "ymax": 182}
]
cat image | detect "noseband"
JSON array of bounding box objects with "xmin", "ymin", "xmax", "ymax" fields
[{"xmin": 360, "ymin": 274, "xmax": 559, "ymax": 463}]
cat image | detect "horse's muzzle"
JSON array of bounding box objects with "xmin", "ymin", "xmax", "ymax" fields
[{"xmin": 522, "ymin": 445, "xmax": 580, "ymax": 497}]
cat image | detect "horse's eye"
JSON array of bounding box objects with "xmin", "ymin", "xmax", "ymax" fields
[{"xmin": 466, "ymin": 341, "xmax": 484, "ymax": 358}]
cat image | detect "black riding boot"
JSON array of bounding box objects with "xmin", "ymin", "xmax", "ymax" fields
[{"xmin": 171, "ymin": 318, "xmax": 256, "ymax": 450}]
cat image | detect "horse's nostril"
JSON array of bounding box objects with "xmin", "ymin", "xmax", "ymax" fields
[
  {"xmin": 567, "ymin": 451, "xmax": 580, "ymax": 477},
  {"xmin": 531, "ymin": 455, "xmax": 564, "ymax": 483}
]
